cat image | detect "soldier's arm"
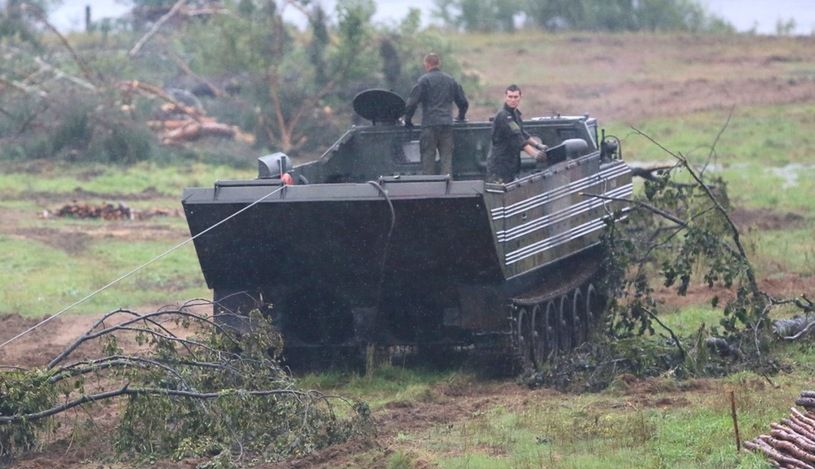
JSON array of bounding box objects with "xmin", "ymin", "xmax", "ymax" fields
[
  {"xmin": 404, "ymin": 81, "xmax": 425, "ymax": 122},
  {"xmin": 454, "ymin": 83, "xmax": 468, "ymax": 120},
  {"xmin": 508, "ymin": 121, "xmax": 527, "ymax": 152}
]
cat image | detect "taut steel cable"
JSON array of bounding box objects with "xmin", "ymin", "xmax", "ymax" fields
[{"xmin": 0, "ymin": 185, "xmax": 286, "ymax": 350}]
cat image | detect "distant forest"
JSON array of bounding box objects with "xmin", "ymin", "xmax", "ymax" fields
[
  {"xmin": 433, "ymin": 0, "xmax": 734, "ymax": 33},
  {"xmin": 0, "ymin": 0, "xmax": 732, "ymax": 163}
]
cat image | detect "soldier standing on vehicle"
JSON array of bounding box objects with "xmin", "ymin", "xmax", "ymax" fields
[
  {"xmin": 487, "ymin": 84, "xmax": 547, "ymax": 184},
  {"xmin": 403, "ymin": 53, "xmax": 469, "ymax": 177}
]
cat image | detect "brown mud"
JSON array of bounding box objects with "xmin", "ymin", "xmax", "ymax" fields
[{"xmin": 3, "ymin": 33, "xmax": 815, "ymax": 468}]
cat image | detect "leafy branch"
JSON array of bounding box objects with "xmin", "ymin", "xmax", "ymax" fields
[
  {"xmin": 594, "ymin": 122, "xmax": 815, "ymax": 365},
  {"xmin": 1, "ymin": 302, "xmax": 370, "ymax": 465}
]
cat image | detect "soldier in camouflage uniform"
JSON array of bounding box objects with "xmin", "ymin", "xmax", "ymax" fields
[
  {"xmin": 487, "ymin": 84, "xmax": 547, "ymax": 183},
  {"xmin": 404, "ymin": 53, "xmax": 469, "ymax": 177}
]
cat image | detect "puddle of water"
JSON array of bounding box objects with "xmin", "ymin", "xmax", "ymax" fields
[{"xmin": 770, "ymin": 163, "xmax": 814, "ymax": 189}]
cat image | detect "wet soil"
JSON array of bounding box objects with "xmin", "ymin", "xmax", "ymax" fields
[
  {"xmin": 731, "ymin": 207, "xmax": 808, "ymax": 231},
  {"xmin": 2, "ymin": 32, "xmax": 815, "ymax": 468}
]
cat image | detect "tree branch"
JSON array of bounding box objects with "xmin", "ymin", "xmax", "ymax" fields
[
  {"xmin": 32, "ymin": 57, "xmax": 96, "ymax": 91},
  {"xmin": 631, "ymin": 126, "xmax": 763, "ymax": 301},
  {"xmin": 129, "ymin": 0, "xmax": 189, "ymax": 58},
  {"xmin": 21, "ymin": 2, "xmax": 97, "ymax": 85},
  {"xmin": 644, "ymin": 308, "xmax": 686, "ymax": 359},
  {"xmin": 782, "ymin": 321, "xmax": 815, "ymax": 341},
  {"xmin": 701, "ymin": 105, "xmax": 735, "ymax": 177},
  {"xmin": 580, "ymin": 192, "xmax": 688, "ymax": 227},
  {"xmin": 48, "ymin": 307, "xmax": 241, "ymax": 368},
  {"xmin": 0, "ymin": 76, "xmax": 48, "ymax": 97},
  {"xmin": 0, "ymin": 385, "xmax": 316, "ymax": 424}
]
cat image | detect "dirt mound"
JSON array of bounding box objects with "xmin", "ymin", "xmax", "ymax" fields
[
  {"xmin": 731, "ymin": 207, "xmax": 807, "ymax": 231},
  {"xmin": 12, "ymin": 227, "xmax": 92, "ymax": 254}
]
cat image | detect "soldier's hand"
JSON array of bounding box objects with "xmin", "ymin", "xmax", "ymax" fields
[
  {"xmin": 534, "ymin": 150, "xmax": 548, "ymax": 163},
  {"xmin": 534, "ymin": 142, "xmax": 548, "ymax": 152}
]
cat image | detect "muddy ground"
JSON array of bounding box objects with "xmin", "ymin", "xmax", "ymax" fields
[
  {"xmin": 2, "ymin": 33, "xmax": 815, "ymax": 467},
  {"xmin": 2, "ymin": 206, "xmax": 812, "ymax": 469},
  {"xmin": 3, "ymin": 306, "xmax": 743, "ymax": 469}
]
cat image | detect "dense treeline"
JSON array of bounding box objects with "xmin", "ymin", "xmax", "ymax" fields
[{"xmin": 433, "ymin": 0, "xmax": 734, "ymax": 33}]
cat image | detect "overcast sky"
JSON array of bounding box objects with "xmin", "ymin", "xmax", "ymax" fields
[{"xmin": 49, "ymin": 0, "xmax": 815, "ymax": 35}]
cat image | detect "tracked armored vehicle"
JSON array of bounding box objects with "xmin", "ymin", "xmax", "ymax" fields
[{"xmin": 182, "ymin": 90, "xmax": 632, "ymax": 370}]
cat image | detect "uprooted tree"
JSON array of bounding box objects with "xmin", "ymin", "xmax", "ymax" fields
[{"xmin": 0, "ymin": 301, "xmax": 371, "ymax": 465}]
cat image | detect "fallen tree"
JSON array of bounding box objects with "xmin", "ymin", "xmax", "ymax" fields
[
  {"xmin": 527, "ymin": 125, "xmax": 814, "ymax": 389},
  {"xmin": 117, "ymin": 80, "xmax": 255, "ymax": 145},
  {"xmin": 0, "ymin": 300, "xmax": 371, "ymax": 465}
]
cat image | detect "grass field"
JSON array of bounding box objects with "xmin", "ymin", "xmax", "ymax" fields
[
  {"xmin": 2, "ymin": 31, "xmax": 815, "ymax": 468},
  {"xmin": 2, "ymin": 102, "xmax": 811, "ymax": 317}
]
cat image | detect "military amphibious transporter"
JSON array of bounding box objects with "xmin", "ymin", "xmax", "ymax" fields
[{"xmin": 182, "ymin": 89, "xmax": 632, "ymax": 370}]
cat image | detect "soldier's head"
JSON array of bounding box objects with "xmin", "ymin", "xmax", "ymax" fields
[
  {"xmin": 505, "ymin": 84, "xmax": 522, "ymax": 109},
  {"xmin": 423, "ymin": 53, "xmax": 441, "ymax": 71}
]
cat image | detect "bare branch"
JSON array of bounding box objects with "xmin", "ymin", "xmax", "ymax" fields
[
  {"xmin": 782, "ymin": 321, "xmax": 815, "ymax": 341},
  {"xmin": 49, "ymin": 308, "xmax": 183, "ymax": 368},
  {"xmin": 49, "ymin": 355, "xmax": 192, "ymax": 386},
  {"xmin": 772, "ymin": 295, "xmax": 815, "ymax": 313},
  {"xmin": 629, "ymin": 163, "xmax": 678, "ymax": 182},
  {"xmin": 0, "ymin": 365, "xmax": 27, "ymax": 371},
  {"xmin": 48, "ymin": 307, "xmax": 246, "ymax": 369},
  {"xmin": 32, "ymin": 57, "xmax": 96, "ymax": 91},
  {"xmin": 580, "ymin": 192, "xmax": 689, "ymax": 227},
  {"xmin": 701, "ymin": 106, "xmax": 735, "ymax": 177},
  {"xmin": 644, "ymin": 308, "xmax": 686, "ymax": 359},
  {"xmin": 0, "ymin": 76, "xmax": 48, "ymax": 97},
  {"xmin": 0, "ymin": 385, "xmax": 316, "ymax": 424},
  {"xmin": 116, "ymin": 80, "xmax": 204, "ymax": 122},
  {"xmin": 129, "ymin": 0, "xmax": 189, "ymax": 58},
  {"xmin": 21, "ymin": 2, "xmax": 97, "ymax": 85}
]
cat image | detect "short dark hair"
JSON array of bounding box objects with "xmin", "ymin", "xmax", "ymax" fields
[
  {"xmin": 505, "ymin": 84, "xmax": 521, "ymax": 94},
  {"xmin": 424, "ymin": 53, "xmax": 440, "ymax": 68}
]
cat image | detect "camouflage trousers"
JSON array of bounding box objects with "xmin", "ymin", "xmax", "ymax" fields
[{"xmin": 420, "ymin": 125, "xmax": 454, "ymax": 176}]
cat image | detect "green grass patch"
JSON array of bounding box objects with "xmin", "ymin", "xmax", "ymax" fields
[
  {"xmin": 415, "ymin": 382, "xmax": 796, "ymax": 468},
  {"xmin": 0, "ymin": 235, "xmax": 206, "ymax": 316},
  {"xmin": 746, "ymin": 226, "xmax": 815, "ymax": 276},
  {"xmin": 0, "ymin": 235, "xmax": 92, "ymax": 315},
  {"xmin": 304, "ymin": 340, "xmax": 815, "ymax": 469},
  {"xmin": 658, "ymin": 305, "xmax": 722, "ymax": 336},
  {"xmin": 720, "ymin": 164, "xmax": 815, "ymax": 212},
  {"xmin": 298, "ymin": 365, "xmax": 462, "ymax": 409},
  {"xmin": 0, "ymin": 161, "xmax": 254, "ymax": 198},
  {"xmin": 608, "ymin": 102, "xmax": 815, "ymax": 166}
]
